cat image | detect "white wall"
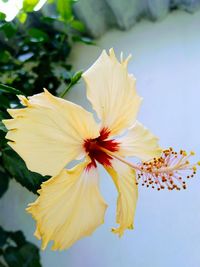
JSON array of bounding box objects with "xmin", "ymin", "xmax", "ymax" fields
[{"xmin": 1, "ymin": 9, "xmax": 200, "ymax": 267}]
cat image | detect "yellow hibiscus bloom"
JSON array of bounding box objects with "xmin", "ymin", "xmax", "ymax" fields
[{"xmin": 3, "ymin": 48, "xmax": 179, "ymax": 251}]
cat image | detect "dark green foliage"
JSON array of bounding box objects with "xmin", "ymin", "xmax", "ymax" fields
[
  {"xmin": 0, "ymin": 84, "xmax": 24, "ymax": 95},
  {"xmin": 0, "ymin": 13, "xmax": 73, "ymax": 97},
  {"xmin": 0, "ymin": 227, "xmax": 41, "ymax": 267},
  {"xmin": 0, "ymin": 1, "xmax": 91, "ymax": 97},
  {"xmin": 0, "ymin": 170, "xmax": 9, "ymax": 198}
]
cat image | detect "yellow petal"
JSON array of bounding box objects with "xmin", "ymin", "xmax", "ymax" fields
[
  {"xmin": 82, "ymin": 48, "xmax": 142, "ymax": 136},
  {"xmin": 26, "ymin": 161, "xmax": 107, "ymax": 251},
  {"xmin": 3, "ymin": 89, "xmax": 99, "ymax": 176},
  {"xmin": 105, "ymin": 159, "xmax": 138, "ymax": 236},
  {"xmin": 117, "ymin": 121, "xmax": 162, "ymax": 161}
]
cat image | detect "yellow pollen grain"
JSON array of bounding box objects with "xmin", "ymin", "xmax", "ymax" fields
[
  {"xmin": 193, "ymin": 166, "xmax": 197, "ymax": 171},
  {"xmin": 182, "ymin": 151, "xmax": 187, "ymax": 156}
]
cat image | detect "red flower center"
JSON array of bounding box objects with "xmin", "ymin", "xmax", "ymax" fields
[{"xmin": 83, "ymin": 128, "xmax": 119, "ymax": 169}]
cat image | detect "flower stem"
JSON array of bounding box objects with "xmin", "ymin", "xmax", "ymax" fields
[
  {"xmin": 59, "ymin": 71, "xmax": 83, "ymax": 98},
  {"xmin": 59, "ymin": 82, "xmax": 74, "ymax": 98}
]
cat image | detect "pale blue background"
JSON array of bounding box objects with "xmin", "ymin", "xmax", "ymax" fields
[{"xmin": 1, "ymin": 9, "xmax": 200, "ymax": 267}]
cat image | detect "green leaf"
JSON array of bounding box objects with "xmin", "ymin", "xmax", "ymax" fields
[
  {"xmin": 0, "ymin": 121, "xmax": 7, "ymax": 132},
  {"xmin": 9, "ymin": 231, "xmax": 26, "ymax": 248},
  {"xmin": 2, "ymin": 149, "xmax": 49, "ymax": 194},
  {"xmin": 0, "ymin": 226, "xmax": 8, "ymax": 247},
  {"xmin": 19, "ymin": 243, "xmax": 41, "ymax": 267},
  {"xmin": 23, "ymin": 0, "xmax": 39, "ymax": 12},
  {"xmin": 41, "ymin": 16, "xmax": 58, "ymax": 23},
  {"xmin": 0, "ymin": 94, "xmax": 10, "ymax": 109},
  {"xmin": 17, "ymin": 12, "xmax": 27, "ymax": 24},
  {"xmin": 56, "ymin": 0, "xmax": 73, "ymax": 21},
  {"xmin": 0, "ymin": 228, "xmax": 41, "ymax": 267},
  {"xmin": 0, "ymin": 170, "xmax": 9, "ymax": 198},
  {"xmin": 0, "ymin": 50, "xmax": 11, "ymax": 63},
  {"xmin": 0, "ymin": 84, "xmax": 24, "ymax": 95},
  {"xmin": 0, "ymin": 23, "xmax": 17, "ymax": 38},
  {"xmin": 70, "ymin": 20, "xmax": 85, "ymax": 32},
  {"xmin": 72, "ymin": 35, "xmax": 95, "ymax": 45},
  {"xmin": 28, "ymin": 28, "xmax": 49, "ymax": 43},
  {"xmin": 0, "ymin": 12, "xmax": 6, "ymax": 20},
  {"xmin": 4, "ymin": 247, "xmax": 23, "ymax": 267}
]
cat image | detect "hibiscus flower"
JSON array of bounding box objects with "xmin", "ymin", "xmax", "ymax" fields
[{"xmin": 3, "ymin": 49, "xmax": 197, "ymax": 250}]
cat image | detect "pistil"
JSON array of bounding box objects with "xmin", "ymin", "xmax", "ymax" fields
[{"xmin": 100, "ymin": 147, "xmax": 199, "ymax": 191}]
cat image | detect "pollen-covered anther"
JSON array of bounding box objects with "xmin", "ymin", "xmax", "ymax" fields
[{"xmin": 136, "ymin": 148, "xmax": 198, "ymax": 190}]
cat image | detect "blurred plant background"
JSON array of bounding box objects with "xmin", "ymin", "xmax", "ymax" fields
[{"xmin": 0, "ymin": 0, "xmax": 93, "ymax": 266}]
